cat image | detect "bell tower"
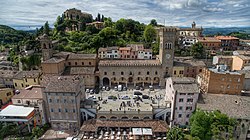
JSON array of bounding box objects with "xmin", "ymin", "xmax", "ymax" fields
[
  {"xmin": 40, "ymin": 34, "xmax": 53, "ymax": 61},
  {"xmin": 158, "ymin": 27, "xmax": 177, "ymax": 77}
]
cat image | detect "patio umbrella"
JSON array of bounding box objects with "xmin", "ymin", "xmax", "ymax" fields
[
  {"xmin": 163, "ymin": 137, "xmax": 167, "ymax": 140},
  {"xmin": 116, "ymin": 136, "xmax": 121, "ymax": 140},
  {"xmin": 111, "ymin": 135, "xmax": 115, "ymax": 139},
  {"xmin": 98, "ymin": 135, "xmax": 103, "ymax": 139},
  {"xmin": 157, "ymin": 137, "xmax": 162, "ymax": 140}
]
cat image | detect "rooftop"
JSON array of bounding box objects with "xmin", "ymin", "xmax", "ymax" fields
[
  {"xmin": 53, "ymin": 51, "xmax": 73, "ymax": 59},
  {"xmin": 12, "ymin": 86, "xmax": 42, "ymax": 100},
  {"xmin": 0, "ymin": 105, "xmax": 34, "ymax": 117},
  {"xmin": 80, "ymin": 119, "xmax": 169, "ymax": 133},
  {"xmin": 0, "ymin": 70, "xmax": 17, "ymax": 78},
  {"xmin": 216, "ymin": 36, "xmax": 239, "ymax": 40},
  {"xmin": 42, "ymin": 57, "xmax": 65, "ymax": 64},
  {"xmin": 13, "ymin": 70, "xmax": 41, "ymax": 79},
  {"xmin": 63, "ymin": 67, "xmax": 95, "ymax": 75},
  {"xmin": 197, "ymin": 94, "xmax": 250, "ymax": 120},
  {"xmin": 42, "ymin": 75, "xmax": 82, "ymax": 93},
  {"xmin": 208, "ymin": 65, "xmax": 242, "ymax": 75},
  {"xmin": 235, "ymin": 55, "xmax": 250, "ymax": 61},
  {"xmin": 171, "ymin": 77, "xmax": 199, "ymax": 93},
  {"xmin": 68, "ymin": 54, "xmax": 97, "ymax": 60},
  {"xmin": 198, "ymin": 37, "xmax": 221, "ymax": 42},
  {"xmin": 174, "ymin": 59, "xmax": 206, "ymax": 67},
  {"xmin": 99, "ymin": 59, "xmax": 161, "ymax": 67}
]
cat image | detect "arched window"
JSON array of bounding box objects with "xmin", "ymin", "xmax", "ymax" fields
[
  {"xmin": 155, "ymin": 71, "xmax": 158, "ymax": 75},
  {"xmin": 99, "ymin": 116, "xmax": 107, "ymax": 119},
  {"xmin": 121, "ymin": 72, "xmax": 124, "ymax": 75},
  {"xmin": 132, "ymin": 116, "xmax": 139, "ymax": 120},
  {"xmin": 110, "ymin": 116, "xmax": 117, "ymax": 120},
  {"xmin": 121, "ymin": 116, "xmax": 129, "ymax": 120},
  {"xmin": 143, "ymin": 116, "xmax": 151, "ymax": 120}
]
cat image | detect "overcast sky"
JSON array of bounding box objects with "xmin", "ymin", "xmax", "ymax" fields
[{"xmin": 0, "ymin": 0, "xmax": 249, "ymax": 30}]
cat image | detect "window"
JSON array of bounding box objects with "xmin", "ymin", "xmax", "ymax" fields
[
  {"xmin": 34, "ymin": 78, "xmax": 36, "ymax": 82},
  {"xmin": 227, "ymin": 85, "xmax": 230, "ymax": 89},
  {"xmin": 179, "ymin": 98, "xmax": 184, "ymax": 102},
  {"xmin": 104, "ymin": 72, "xmax": 107, "ymax": 75},
  {"xmin": 174, "ymin": 71, "xmax": 176, "ymax": 75},
  {"xmin": 58, "ymin": 108, "xmax": 61, "ymax": 112},
  {"xmin": 25, "ymin": 78, "xmax": 27, "ymax": 82},
  {"xmin": 138, "ymin": 72, "xmax": 141, "ymax": 75},
  {"xmin": 68, "ymin": 62, "xmax": 71, "ymax": 65},
  {"xmin": 187, "ymin": 98, "xmax": 193, "ymax": 102},
  {"xmin": 89, "ymin": 62, "xmax": 91, "ymax": 65},
  {"xmin": 121, "ymin": 72, "xmax": 124, "ymax": 75},
  {"xmin": 49, "ymin": 99, "xmax": 52, "ymax": 103},
  {"xmin": 199, "ymin": 69, "xmax": 202, "ymax": 72},
  {"xmin": 18, "ymin": 100, "xmax": 21, "ymax": 103},
  {"xmin": 188, "ymin": 93, "xmax": 194, "ymax": 95},
  {"xmin": 21, "ymin": 84, "xmax": 24, "ymax": 87},
  {"xmin": 57, "ymin": 99, "xmax": 60, "ymax": 103},
  {"xmin": 6, "ymin": 92, "xmax": 11, "ymax": 96},
  {"xmin": 73, "ymin": 109, "xmax": 76, "ymax": 113},
  {"xmin": 82, "ymin": 62, "xmax": 84, "ymax": 65},
  {"xmin": 71, "ymin": 99, "xmax": 75, "ymax": 103},
  {"xmin": 75, "ymin": 62, "xmax": 77, "ymax": 65},
  {"xmin": 179, "ymin": 71, "xmax": 184, "ymax": 74},
  {"xmin": 179, "ymin": 106, "xmax": 183, "ymax": 110},
  {"xmin": 186, "ymin": 114, "xmax": 190, "ymax": 118},
  {"xmin": 147, "ymin": 71, "xmax": 149, "ymax": 75},
  {"xmin": 64, "ymin": 99, "xmax": 67, "ymax": 103},
  {"xmin": 178, "ymin": 114, "xmax": 182, "ymax": 118},
  {"xmin": 65, "ymin": 109, "xmax": 68, "ymax": 113},
  {"xmin": 51, "ymin": 109, "xmax": 54, "ymax": 112},
  {"xmin": 186, "ymin": 106, "xmax": 192, "ymax": 110},
  {"xmin": 113, "ymin": 72, "xmax": 115, "ymax": 75},
  {"xmin": 180, "ymin": 93, "xmax": 186, "ymax": 95}
]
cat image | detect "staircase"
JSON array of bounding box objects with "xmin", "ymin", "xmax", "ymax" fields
[
  {"xmin": 155, "ymin": 108, "xmax": 171, "ymax": 118},
  {"xmin": 80, "ymin": 108, "xmax": 96, "ymax": 118}
]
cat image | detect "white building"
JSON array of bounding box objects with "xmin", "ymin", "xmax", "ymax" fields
[
  {"xmin": 98, "ymin": 47, "xmax": 119, "ymax": 59},
  {"xmin": 165, "ymin": 77, "xmax": 199, "ymax": 127}
]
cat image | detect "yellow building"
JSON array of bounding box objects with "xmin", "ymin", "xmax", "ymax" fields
[
  {"xmin": 13, "ymin": 71, "xmax": 42, "ymax": 89},
  {"xmin": 172, "ymin": 65, "xmax": 185, "ymax": 77},
  {"xmin": 232, "ymin": 55, "xmax": 250, "ymax": 70},
  {"xmin": 0, "ymin": 88, "xmax": 14, "ymax": 105}
]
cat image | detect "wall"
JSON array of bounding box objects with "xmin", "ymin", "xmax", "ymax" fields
[
  {"xmin": 232, "ymin": 56, "xmax": 244, "ymax": 70},
  {"xmin": 0, "ymin": 88, "xmax": 14, "ymax": 105}
]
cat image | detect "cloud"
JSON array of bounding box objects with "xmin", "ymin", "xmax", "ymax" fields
[{"xmin": 0, "ymin": 0, "xmax": 249, "ymax": 30}]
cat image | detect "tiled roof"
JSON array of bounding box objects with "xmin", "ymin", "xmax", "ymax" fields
[
  {"xmin": 53, "ymin": 52, "xmax": 73, "ymax": 59},
  {"xmin": 80, "ymin": 119, "xmax": 169, "ymax": 132},
  {"xmin": 235, "ymin": 55, "xmax": 250, "ymax": 61},
  {"xmin": 12, "ymin": 86, "xmax": 42, "ymax": 99},
  {"xmin": 197, "ymin": 94, "xmax": 250, "ymax": 120},
  {"xmin": 174, "ymin": 60, "xmax": 206, "ymax": 67},
  {"xmin": 42, "ymin": 75, "xmax": 82, "ymax": 93},
  {"xmin": 198, "ymin": 37, "xmax": 221, "ymax": 42},
  {"xmin": 216, "ymin": 36, "xmax": 239, "ymax": 40},
  {"xmin": 99, "ymin": 59, "xmax": 161, "ymax": 67},
  {"xmin": 13, "ymin": 71, "xmax": 41, "ymax": 79},
  {"xmin": 0, "ymin": 70, "xmax": 17, "ymax": 78},
  {"xmin": 68, "ymin": 54, "xmax": 97, "ymax": 60},
  {"xmin": 119, "ymin": 47, "xmax": 131, "ymax": 51},
  {"xmin": 171, "ymin": 77, "xmax": 199, "ymax": 93},
  {"xmin": 63, "ymin": 67, "xmax": 95, "ymax": 75},
  {"xmin": 42, "ymin": 57, "xmax": 65, "ymax": 64}
]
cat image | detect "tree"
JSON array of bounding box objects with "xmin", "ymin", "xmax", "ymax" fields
[
  {"xmin": 190, "ymin": 42, "xmax": 205, "ymax": 59},
  {"xmin": 167, "ymin": 127, "xmax": 184, "ymax": 140},
  {"xmin": 190, "ymin": 110, "xmax": 236, "ymax": 140},
  {"xmin": 143, "ymin": 25, "xmax": 156, "ymax": 47},
  {"xmin": 150, "ymin": 19, "xmax": 157, "ymax": 26},
  {"xmin": 43, "ymin": 21, "xmax": 50, "ymax": 35}
]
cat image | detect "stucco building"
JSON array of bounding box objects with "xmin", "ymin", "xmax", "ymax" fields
[
  {"xmin": 165, "ymin": 77, "xmax": 199, "ymax": 127},
  {"xmin": 13, "ymin": 71, "xmax": 42, "ymax": 90},
  {"xmin": 198, "ymin": 37, "xmax": 222, "ymax": 53},
  {"xmin": 0, "ymin": 88, "xmax": 14, "ymax": 106},
  {"xmin": 41, "ymin": 75, "xmax": 84, "ymax": 130},
  {"xmin": 216, "ymin": 36, "xmax": 239, "ymax": 51}
]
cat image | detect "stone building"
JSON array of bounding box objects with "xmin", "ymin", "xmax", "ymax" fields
[
  {"xmin": 177, "ymin": 22, "xmax": 203, "ymax": 37},
  {"xmin": 197, "ymin": 65, "xmax": 245, "ymax": 95},
  {"xmin": 198, "ymin": 37, "xmax": 222, "ymax": 53},
  {"xmin": 13, "ymin": 71, "xmax": 42, "ymax": 90},
  {"xmin": 215, "ymin": 36, "xmax": 239, "ymax": 51},
  {"xmin": 165, "ymin": 77, "xmax": 199, "ymax": 127},
  {"xmin": 213, "ymin": 55, "xmax": 233, "ymax": 70},
  {"xmin": 0, "ymin": 70, "xmax": 17, "ymax": 88},
  {"xmin": 41, "ymin": 75, "xmax": 84, "ymax": 130},
  {"xmin": 0, "ymin": 88, "xmax": 14, "ymax": 106},
  {"xmin": 98, "ymin": 26, "xmax": 177, "ymax": 88},
  {"xmin": 64, "ymin": 8, "xmax": 92, "ymax": 21}
]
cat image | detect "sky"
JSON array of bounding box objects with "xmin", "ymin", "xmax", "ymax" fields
[{"xmin": 0, "ymin": 0, "xmax": 249, "ymax": 30}]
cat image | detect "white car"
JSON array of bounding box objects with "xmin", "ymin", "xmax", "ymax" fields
[{"xmin": 86, "ymin": 89, "xmax": 90, "ymax": 93}]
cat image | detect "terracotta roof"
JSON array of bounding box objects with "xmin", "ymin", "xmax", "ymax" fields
[
  {"xmin": 99, "ymin": 59, "xmax": 161, "ymax": 67},
  {"xmin": 197, "ymin": 94, "xmax": 250, "ymax": 120},
  {"xmin": 68, "ymin": 54, "xmax": 97, "ymax": 60},
  {"xmin": 236, "ymin": 55, "xmax": 250, "ymax": 61},
  {"xmin": 12, "ymin": 86, "xmax": 42, "ymax": 99},
  {"xmin": 42, "ymin": 57, "xmax": 65, "ymax": 64},
  {"xmin": 43, "ymin": 75, "xmax": 82, "ymax": 93},
  {"xmin": 216, "ymin": 36, "xmax": 239, "ymax": 40},
  {"xmin": 170, "ymin": 77, "xmax": 199, "ymax": 93},
  {"xmin": 119, "ymin": 47, "xmax": 131, "ymax": 51},
  {"xmin": 63, "ymin": 67, "xmax": 95, "ymax": 75},
  {"xmin": 80, "ymin": 119, "xmax": 169, "ymax": 132},
  {"xmin": 198, "ymin": 37, "xmax": 221, "ymax": 43},
  {"xmin": 13, "ymin": 71, "xmax": 41, "ymax": 80}
]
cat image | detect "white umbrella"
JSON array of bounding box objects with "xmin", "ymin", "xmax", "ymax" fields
[
  {"xmin": 117, "ymin": 131, "xmax": 121, "ymax": 136},
  {"xmin": 116, "ymin": 136, "xmax": 121, "ymax": 140},
  {"xmin": 123, "ymin": 131, "xmax": 127, "ymax": 135},
  {"xmin": 89, "ymin": 136, "xmax": 94, "ymax": 139},
  {"xmin": 83, "ymin": 136, "xmax": 88, "ymax": 139},
  {"xmin": 98, "ymin": 135, "xmax": 103, "ymax": 139},
  {"xmin": 111, "ymin": 135, "xmax": 115, "ymax": 139},
  {"xmin": 129, "ymin": 136, "xmax": 134, "ymax": 139},
  {"xmin": 163, "ymin": 137, "xmax": 167, "ymax": 140},
  {"xmin": 157, "ymin": 137, "xmax": 162, "ymax": 140}
]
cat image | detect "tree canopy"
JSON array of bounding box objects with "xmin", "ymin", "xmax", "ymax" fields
[
  {"xmin": 166, "ymin": 127, "xmax": 184, "ymax": 140},
  {"xmin": 190, "ymin": 110, "xmax": 236, "ymax": 140},
  {"xmin": 190, "ymin": 42, "xmax": 205, "ymax": 59}
]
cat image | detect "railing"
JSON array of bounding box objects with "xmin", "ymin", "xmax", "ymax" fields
[{"xmin": 97, "ymin": 110, "xmax": 153, "ymax": 115}]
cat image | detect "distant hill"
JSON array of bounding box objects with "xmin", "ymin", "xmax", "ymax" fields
[
  {"xmin": 203, "ymin": 27, "xmax": 250, "ymax": 36},
  {"xmin": 0, "ymin": 25, "xmax": 31, "ymax": 45}
]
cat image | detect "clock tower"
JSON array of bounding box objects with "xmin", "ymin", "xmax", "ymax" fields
[
  {"xmin": 158, "ymin": 27, "xmax": 177, "ymax": 77},
  {"xmin": 40, "ymin": 34, "xmax": 53, "ymax": 61}
]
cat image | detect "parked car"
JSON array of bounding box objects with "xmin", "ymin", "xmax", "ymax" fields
[
  {"xmin": 133, "ymin": 91, "xmax": 143, "ymax": 98},
  {"xmin": 102, "ymin": 86, "xmax": 106, "ymax": 91},
  {"xmin": 114, "ymin": 86, "xmax": 118, "ymax": 91},
  {"xmin": 142, "ymin": 95, "xmax": 150, "ymax": 99},
  {"xmin": 106, "ymin": 87, "xmax": 110, "ymax": 91},
  {"xmin": 108, "ymin": 95, "xmax": 117, "ymax": 100},
  {"xmin": 88, "ymin": 96, "xmax": 97, "ymax": 101},
  {"xmin": 140, "ymin": 87, "xmax": 144, "ymax": 91},
  {"xmin": 135, "ymin": 86, "xmax": 140, "ymax": 90},
  {"xmin": 86, "ymin": 89, "xmax": 90, "ymax": 93},
  {"xmin": 149, "ymin": 85, "xmax": 154, "ymax": 91},
  {"xmin": 118, "ymin": 85, "xmax": 123, "ymax": 91},
  {"xmin": 123, "ymin": 87, "xmax": 127, "ymax": 91},
  {"xmin": 90, "ymin": 89, "xmax": 94, "ymax": 94},
  {"xmin": 122, "ymin": 95, "xmax": 130, "ymax": 100}
]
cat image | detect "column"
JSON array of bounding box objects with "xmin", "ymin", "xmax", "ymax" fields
[
  {"xmin": 85, "ymin": 112, "xmax": 88, "ymax": 121},
  {"xmin": 142, "ymin": 82, "xmax": 144, "ymax": 87},
  {"xmin": 126, "ymin": 82, "xmax": 128, "ymax": 87}
]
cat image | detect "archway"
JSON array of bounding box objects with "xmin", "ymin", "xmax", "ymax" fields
[
  {"xmin": 153, "ymin": 77, "xmax": 160, "ymax": 86},
  {"xmin": 121, "ymin": 116, "xmax": 129, "ymax": 120},
  {"xmin": 99, "ymin": 116, "xmax": 107, "ymax": 120},
  {"xmin": 103, "ymin": 77, "xmax": 110, "ymax": 86}
]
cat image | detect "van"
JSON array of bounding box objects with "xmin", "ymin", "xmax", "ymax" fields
[{"xmin": 118, "ymin": 85, "xmax": 122, "ymax": 91}]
